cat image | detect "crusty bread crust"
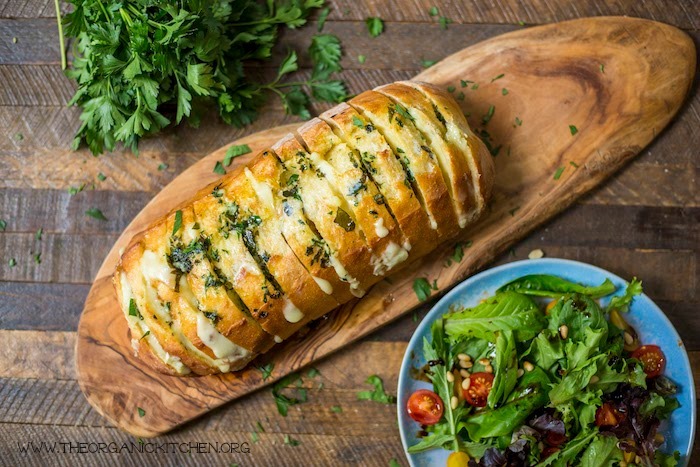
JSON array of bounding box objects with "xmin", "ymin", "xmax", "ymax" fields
[
  {"xmin": 349, "ymin": 91, "xmax": 460, "ymax": 240},
  {"xmin": 272, "ymin": 133, "xmax": 379, "ymax": 295},
  {"xmin": 113, "ymin": 81, "xmax": 494, "ymax": 375},
  {"xmin": 402, "ymin": 81, "xmax": 496, "ymax": 216}
]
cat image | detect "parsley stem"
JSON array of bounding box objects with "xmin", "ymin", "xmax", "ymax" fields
[{"xmin": 54, "ymin": 0, "xmax": 66, "ymax": 70}]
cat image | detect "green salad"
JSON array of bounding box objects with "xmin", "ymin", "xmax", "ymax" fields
[{"xmin": 406, "ymin": 275, "xmax": 680, "ymax": 466}]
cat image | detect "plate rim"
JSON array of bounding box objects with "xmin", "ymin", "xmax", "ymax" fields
[{"xmin": 397, "ymin": 257, "xmax": 696, "ymax": 466}]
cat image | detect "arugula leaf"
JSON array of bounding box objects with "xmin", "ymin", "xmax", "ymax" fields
[
  {"xmin": 366, "ymin": 17, "xmax": 384, "ymax": 37},
  {"xmin": 444, "ymin": 291, "xmax": 545, "ymax": 342},
  {"xmin": 606, "ymin": 277, "xmax": 642, "ymax": 313},
  {"xmin": 357, "ymin": 375, "xmax": 396, "ymax": 404},
  {"xmin": 487, "ymin": 330, "xmax": 518, "ymax": 408},
  {"xmin": 498, "ymin": 274, "xmax": 616, "ymax": 298}
]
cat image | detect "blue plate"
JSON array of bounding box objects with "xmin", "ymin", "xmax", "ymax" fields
[{"xmin": 398, "ymin": 258, "xmax": 695, "ymax": 466}]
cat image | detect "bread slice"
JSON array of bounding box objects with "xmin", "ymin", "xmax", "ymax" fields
[
  {"xmin": 272, "ymin": 133, "xmax": 379, "ymax": 296},
  {"xmin": 224, "ymin": 164, "xmax": 340, "ymax": 338},
  {"xmin": 295, "ymin": 118, "xmax": 409, "ymax": 275},
  {"xmin": 192, "ymin": 184, "xmax": 288, "ymax": 345},
  {"xmin": 349, "ymin": 91, "xmax": 461, "ymax": 240},
  {"xmin": 319, "ymin": 103, "xmax": 436, "ymax": 259},
  {"xmin": 401, "ymin": 81, "xmax": 495, "ymax": 216},
  {"xmin": 244, "ymin": 150, "xmax": 355, "ymax": 304},
  {"xmin": 376, "ymin": 82, "xmax": 475, "ymax": 227}
]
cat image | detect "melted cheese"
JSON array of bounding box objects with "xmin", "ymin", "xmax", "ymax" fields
[
  {"xmin": 274, "ymin": 335, "xmax": 283, "ymax": 343},
  {"xmin": 306, "ymin": 152, "xmax": 337, "ymax": 186},
  {"xmin": 196, "ymin": 313, "xmax": 250, "ymax": 361},
  {"xmin": 119, "ymin": 272, "xmax": 190, "ymax": 374},
  {"xmin": 244, "ymin": 167, "xmax": 275, "ymax": 212},
  {"xmin": 283, "ymin": 299, "xmax": 304, "ymax": 323},
  {"xmin": 403, "ymin": 240, "xmax": 412, "ymax": 251},
  {"xmin": 312, "ymin": 276, "xmax": 333, "ymax": 295},
  {"xmin": 141, "ymin": 250, "xmax": 175, "ymax": 288},
  {"xmin": 374, "ymin": 218, "xmax": 389, "ymax": 238},
  {"xmin": 328, "ymin": 254, "xmax": 364, "ymax": 297},
  {"xmin": 381, "ymin": 241, "xmax": 409, "ymax": 271}
]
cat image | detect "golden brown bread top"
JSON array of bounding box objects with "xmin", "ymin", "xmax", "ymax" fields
[{"xmin": 113, "ymin": 81, "xmax": 494, "ymax": 376}]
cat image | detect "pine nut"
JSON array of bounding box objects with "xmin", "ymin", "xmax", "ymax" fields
[
  {"xmin": 590, "ymin": 375, "xmax": 600, "ymax": 384},
  {"xmin": 446, "ymin": 371, "xmax": 455, "ymax": 382},
  {"xmin": 462, "ymin": 378, "xmax": 471, "ymax": 390},
  {"xmin": 559, "ymin": 324, "xmax": 569, "ymax": 339},
  {"xmin": 459, "ymin": 360, "xmax": 473, "ymax": 369},
  {"xmin": 478, "ymin": 358, "xmax": 490, "ymax": 366},
  {"xmin": 459, "ymin": 369, "xmax": 470, "ymax": 378},
  {"xmin": 517, "ymin": 368, "xmax": 524, "ymax": 377},
  {"xmin": 450, "ymin": 396, "xmax": 459, "ymax": 410},
  {"xmin": 484, "ymin": 364, "xmax": 493, "ymax": 373},
  {"xmin": 624, "ymin": 332, "xmax": 634, "ymax": 345},
  {"xmin": 528, "ymin": 249, "xmax": 544, "ymax": 259},
  {"xmin": 523, "ymin": 361, "xmax": 534, "ymax": 372},
  {"xmin": 457, "ymin": 353, "xmax": 470, "ymax": 361}
]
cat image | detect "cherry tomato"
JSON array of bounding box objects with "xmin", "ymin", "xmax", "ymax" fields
[
  {"xmin": 545, "ymin": 431, "xmax": 567, "ymax": 447},
  {"xmin": 447, "ymin": 451, "xmax": 470, "ymax": 467},
  {"xmin": 595, "ymin": 402, "xmax": 626, "ymax": 427},
  {"xmin": 407, "ymin": 389, "xmax": 444, "ymax": 425},
  {"xmin": 462, "ymin": 372, "xmax": 494, "ymax": 407},
  {"xmin": 631, "ymin": 345, "xmax": 666, "ymax": 378}
]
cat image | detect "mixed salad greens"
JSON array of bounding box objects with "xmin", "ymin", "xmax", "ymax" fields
[{"xmin": 407, "ymin": 275, "xmax": 681, "ymax": 466}]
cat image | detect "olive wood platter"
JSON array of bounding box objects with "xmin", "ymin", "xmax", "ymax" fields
[{"xmin": 76, "ymin": 16, "xmax": 696, "ymax": 437}]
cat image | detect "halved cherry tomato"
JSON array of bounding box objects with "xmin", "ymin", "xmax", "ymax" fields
[
  {"xmin": 595, "ymin": 402, "xmax": 626, "ymax": 427},
  {"xmin": 407, "ymin": 389, "xmax": 444, "ymax": 425},
  {"xmin": 631, "ymin": 345, "xmax": 666, "ymax": 378},
  {"xmin": 462, "ymin": 372, "xmax": 494, "ymax": 407}
]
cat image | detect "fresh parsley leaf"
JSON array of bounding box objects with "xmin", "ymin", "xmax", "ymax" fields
[
  {"xmin": 317, "ymin": 7, "xmax": 330, "ymax": 32},
  {"xmin": 172, "ymin": 210, "xmax": 182, "ymax": 236},
  {"xmin": 69, "ymin": 184, "xmax": 85, "ymax": 195},
  {"xmin": 482, "ymin": 105, "xmax": 495, "ymax": 125},
  {"xmin": 33, "ymin": 252, "xmax": 41, "ymax": 264},
  {"xmin": 330, "ymin": 405, "xmax": 342, "ymax": 413},
  {"xmin": 429, "ymin": 6, "xmax": 439, "ymax": 16},
  {"xmin": 256, "ymin": 362, "xmax": 274, "ymax": 381},
  {"xmin": 392, "ymin": 103, "xmax": 414, "ymax": 121},
  {"xmin": 491, "ymin": 73, "xmax": 505, "ymax": 82},
  {"xmin": 450, "ymin": 240, "xmax": 472, "ymax": 264},
  {"xmin": 85, "ymin": 208, "xmax": 107, "ymax": 221},
  {"xmin": 0, "ymin": 219, "xmax": 6, "ymax": 231},
  {"xmin": 225, "ymin": 144, "xmax": 252, "ymax": 166},
  {"xmin": 97, "ymin": 172, "xmax": 107, "ymax": 181},
  {"xmin": 413, "ymin": 277, "xmax": 437, "ymax": 302},
  {"xmin": 250, "ymin": 432, "xmax": 259, "ymax": 443},
  {"xmin": 157, "ymin": 163, "xmax": 168, "ymax": 171},
  {"xmin": 389, "ymin": 459, "xmax": 401, "ymax": 467},
  {"xmin": 278, "ymin": 50, "xmax": 299, "ymax": 79},
  {"xmin": 502, "ymin": 88, "xmax": 509, "ymax": 95},
  {"xmin": 9, "ymin": 258, "xmax": 16, "ymax": 267},
  {"xmin": 600, "ymin": 63, "xmax": 605, "ymax": 73},
  {"xmin": 35, "ymin": 228, "xmax": 42, "ymax": 241},
  {"xmin": 438, "ymin": 16, "xmax": 451, "ymax": 30},
  {"xmin": 284, "ymin": 434, "xmax": 300, "ymax": 446},
  {"xmin": 306, "ymin": 367, "xmax": 320, "ymax": 378},
  {"xmin": 213, "ymin": 161, "xmax": 226, "ymax": 175},
  {"xmin": 137, "ymin": 407, "xmax": 146, "ymax": 417},
  {"xmin": 460, "ymin": 79, "xmax": 472, "ymax": 88},
  {"xmin": 570, "ymin": 161, "xmax": 579, "ymax": 169},
  {"xmin": 366, "ymin": 17, "xmax": 384, "ymax": 37},
  {"xmin": 352, "ymin": 115, "xmax": 364, "ymax": 128},
  {"xmin": 514, "ymin": 116, "xmax": 523, "ymax": 127},
  {"xmin": 553, "ymin": 167, "xmax": 565, "ymax": 180},
  {"xmin": 421, "ymin": 59, "xmax": 437, "ymax": 68},
  {"xmin": 272, "ymin": 373, "xmax": 307, "ymax": 416},
  {"xmin": 358, "ymin": 54, "xmax": 366, "ymax": 64},
  {"xmin": 447, "ymin": 85, "xmax": 455, "ymax": 93},
  {"xmin": 569, "ymin": 124, "xmax": 578, "ymax": 135},
  {"xmin": 357, "ymin": 375, "xmax": 396, "ymax": 404}
]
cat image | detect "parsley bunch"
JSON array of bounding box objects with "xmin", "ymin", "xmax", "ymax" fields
[{"xmin": 61, "ymin": 0, "xmax": 346, "ymax": 155}]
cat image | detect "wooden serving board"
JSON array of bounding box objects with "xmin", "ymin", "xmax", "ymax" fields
[{"xmin": 76, "ymin": 17, "xmax": 695, "ymax": 437}]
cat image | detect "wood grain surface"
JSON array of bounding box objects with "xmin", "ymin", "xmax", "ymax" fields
[
  {"xmin": 73, "ymin": 16, "xmax": 695, "ymax": 439},
  {"xmin": 1, "ymin": 2, "xmax": 699, "ymax": 466}
]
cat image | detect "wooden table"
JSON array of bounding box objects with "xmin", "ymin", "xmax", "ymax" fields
[{"xmin": 0, "ymin": 2, "xmax": 698, "ymax": 465}]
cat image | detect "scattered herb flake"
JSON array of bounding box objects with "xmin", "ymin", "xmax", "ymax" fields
[
  {"xmin": 140, "ymin": 330, "xmax": 150, "ymax": 340},
  {"xmin": 34, "ymin": 252, "xmax": 41, "ymax": 264},
  {"xmin": 9, "ymin": 258, "xmax": 16, "ymax": 267},
  {"xmin": 450, "ymin": 240, "xmax": 472, "ymax": 264},
  {"xmin": 482, "ymin": 105, "xmax": 495, "ymax": 125},
  {"xmin": 502, "ymin": 88, "xmax": 509, "ymax": 96},
  {"xmin": 358, "ymin": 54, "xmax": 366, "ymax": 64},
  {"xmin": 389, "ymin": 460, "xmax": 401, "ymax": 467},
  {"xmin": 35, "ymin": 228, "xmax": 42, "ymax": 241},
  {"xmin": 518, "ymin": 20, "xmax": 525, "ymax": 26},
  {"xmin": 412, "ymin": 312, "xmax": 419, "ymax": 322},
  {"xmin": 68, "ymin": 184, "xmax": 85, "ymax": 195},
  {"xmin": 331, "ymin": 405, "xmax": 342, "ymax": 413},
  {"xmin": 570, "ymin": 161, "xmax": 580, "ymax": 169},
  {"xmin": 172, "ymin": 210, "xmax": 183, "ymax": 236},
  {"xmin": 421, "ymin": 59, "xmax": 437, "ymax": 68},
  {"xmin": 471, "ymin": 83, "xmax": 479, "ymax": 90},
  {"xmin": 366, "ymin": 17, "xmax": 384, "ymax": 37},
  {"xmin": 284, "ymin": 434, "xmax": 300, "ymax": 446},
  {"xmin": 307, "ymin": 367, "xmax": 320, "ymax": 378},
  {"xmin": 158, "ymin": 163, "xmax": 169, "ymax": 171},
  {"xmin": 429, "ymin": 6, "xmax": 439, "ymax": 16},
  {"xmin": 456, "ymin": 91, "xmax": 465, "ymax": 101},
  {"xmin": 569, "ymin": 124, "xmax": 578, "ymax": 135},
  {"xmin": 272, "ymin": 373, "xmax": 306, "ymax": 416},
  {"xmin": 224, "ymin": 144, "xmax": 251, "ymax": 166},
  {"xmin": 85, "ymin": 208, "xmax": 107, "ymax": 221},
  {"xmin": 413, "ymin": 277, "xmax": 437, "ymax": 302},
  {"xmin": 600, "ymin": 63, "xmax": 605, "ymax": 73},
  {"xmin": 97, "ymin": 172, "xmax": 107, "ymax": 181},
  {"xmin": 460, "ymin": 79, "xmax": 473, "ymax": 88},
  {"xmin": 553, "ymin": 167, "xmax": 565, "ymax": 180},
  {"xmin": 357, "ymin": 375, "xmax": 396, "ymax": 404},
  {"xmin": 250, "ymin": 432, "xmax": 259, "ymax": 443},
  {"xmin": 213, "ymin": 161, "xmax": 226, "ymax": 175},
  {"xmin": 0, "ymin": 219, "xmax": 6, "ymax": 231},
  {"xmin": 14, "ymin": 133, "xmax": 23, "ymax": 141},
  {"xmin": 12, "ymin": 37, "xmax": 17, "ymax": 44},
  {"xmin": 256, "ymin": 421, "xmax": 265, "ymax": 432},
  {"xmin": 317, "ymin": 7, "xmax": 330, "ymax": 32},
  {"xmin": 352, "ymin": 115, "xmax": 364, "ymax": 128},
  {"xmin": 491, "ymin": 73, "xmax": 505, "ymax": 82},
  {"xmin": 137, "ymin": 407, "xmax": 146, "ymax": 417},
  {"xmin": 447, "ymin": 85, "xmax": 455, "ymax": 93},
  {"xmin": 514, "ymin": 116, "xmax": 523, "ymax": 127},
  {"xmin": 256, "ymin": 362, "xmax": 274, "ymax": 381},
  {"xmin": 438, "ymin": 16, "xmax": 451, "ymax": 30}
]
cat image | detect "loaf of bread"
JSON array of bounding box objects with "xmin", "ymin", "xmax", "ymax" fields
[{"xmin": 113, "ymin": 81, "xmax": 495, "ymax": 376}]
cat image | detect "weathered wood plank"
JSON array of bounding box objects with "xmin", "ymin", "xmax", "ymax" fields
[
  {"xmin": 0, "ymin": 330, "xmax": 75, "ymax": 380},
  {"xmin": 0, "ymin": 282, "xmax": 88, "ymax": 331},
  {"xmin": 1, "ymin": 0, "xmax": 699, "ymax": 30},
  {"xmin": 0, "ymin": 64, "xmax": 74, "ymax": 106}
]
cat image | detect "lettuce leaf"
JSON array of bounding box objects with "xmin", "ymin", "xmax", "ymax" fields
[
  {"xmin": 580, "ymin": 435, "xmax": 623, "ymax": 467},
  {"xmin": 498, "ymin": 274, "xmax": 616, "ymax": 298},
  {"xmin": 487, "ymin": 330, "xmax": 518, "ymax": 408}
]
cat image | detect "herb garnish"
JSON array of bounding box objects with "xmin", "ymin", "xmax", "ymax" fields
[
  {"xmin": 35, "ymin": 228, "xmax": 42, "ymax": 241},
  {"xmin": 482, "ymin": 105, "xmax": 495, "ymax": 125},
  {"xmin": 0, "ymin": 219, "xmax": 6, "ymax": 231},
  {"xmin": 272, "ymin": 372, "xmax": 308, "ymax": 416},
  {"xmin": 317, "ymin": 7, "xmax": 330, "ymax": 32},
  {"xmin": 352, "ymin": 115, "xmax": 364, "ymax": 128},
  {"xmin": 413, "ymin": 277, "xmax": 438, "ymax": 302},
  {"xmin": 284, "ymin": 435, "xmax": 301, "ymax": 446},
  {"xmin": 569, "ymin": 124, "xmax": 579, "ymax": 135},
  {"xmin": 172, "ymin": 210, "xmax": 182, "ymax": 236},
  {"xmin": 157, "ymin": 163, "xmax": 168, "ymax": 171},
  {"xmin": 97, "ymin": 172, "xmax": 107, "ymax": 181},
  {"xmin": 553, "ymin": 167, "xmax": 565, "ymax": 180},
  {"xmin": 438, "ymin": 16, "xmax": 451, "ymax": 30},
  {"xmin": 421, "ymin": 59, "xmax": 437, "ymax": 68},
  {"xmin": 501, "ymin": 88, "xmax": 509, "ymax": 95},
  {"xmin": 85, "ymin": 208, "xmax": 107, "ymax": 221},
  {"xmin": 137, "ymin": 407, "xmax": 146, "ymax": 417},
  {"xmin": 256, "ymin": 362, "xmax": 275, "ymax": 381},
  {"xmin": 213, "ymin": 162, "xmax": 226, "ymax": 175},
  {"xmin": 429, "ymin": 6, "xmax": 439, "ymax": 16},
  {"xmin": 491, "ymin": 73, "xmax": 505, "ymax": 82},
  {"xmin": 8, "ymin": 258, "xmax": 16, "ymax": 267},
  {"xmin": 366, "ymin": 17, "xmax": 384, "ymax": 37},
  {"xmin": 358, "ymin": 54, "xmax": 366, "ymax": 64},
  {"xmin": 357, "ymin": 375, "xmax": 396, "ymax": 404}
]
